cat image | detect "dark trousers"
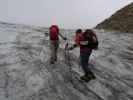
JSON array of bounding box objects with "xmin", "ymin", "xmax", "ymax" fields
[
  {"xmin": 80, "ymin": 51, "xmax": 92, "ymax": 75},
  {"xmin": 50, "ymin": 41, "xmax": 58, "ymax": 62}
]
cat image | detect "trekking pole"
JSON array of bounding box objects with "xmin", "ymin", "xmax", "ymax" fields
[{"xmin": 64, "ymin": 41, "xmax": 73, "ymax": 83}]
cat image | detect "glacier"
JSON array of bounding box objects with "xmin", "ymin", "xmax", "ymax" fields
[{"xmin": 0, "ymin": 22, "xmax": 133, "ymax": 100}]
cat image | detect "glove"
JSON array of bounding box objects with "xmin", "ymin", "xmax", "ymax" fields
[
  {"xmin": 63, "ymin": 37, "xmax": 67, "ymax": 40},
  {"xmin": 67, "ymin": 46, "xmax": 74, "ymax": 50}
]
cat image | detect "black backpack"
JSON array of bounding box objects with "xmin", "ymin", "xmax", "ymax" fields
[
  {"xmin": 91, "ymin": 35, "xmax": 98, "ymax": 50},
  {"xmin": 83, "ymin": 30, "xmax": 98, "ymax": 50}
]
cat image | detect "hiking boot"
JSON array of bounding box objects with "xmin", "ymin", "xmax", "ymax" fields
[
  {"xmin": 50, "ymin": 60, "xmax": 55, "ymax": 64},
  {"xmin": 87, "ymin": 73, "xmax": 96, "ymax": 80},
  {"xmin": 90, "ymin": 73, "xmax": 96, "ymax": 79},
  {"xmin": 80, "ymin": 75, "xmax": 91, "ymax": 82},
  {"xmin": 54, "ymin": 58, "xmax": 57, "ymax": 62},
  {"xmin": 86, "ymin": 71, "xmax": 96, "ymax": 80}
]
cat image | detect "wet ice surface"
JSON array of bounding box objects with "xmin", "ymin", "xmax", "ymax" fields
[{"xmin": 0, "ymin": 22, "xmax": 133, "ymax": 100}]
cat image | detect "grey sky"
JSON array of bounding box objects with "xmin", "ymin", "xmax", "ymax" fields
[{"xmin": 0, "ymin": 0, "xmax": 132, "ymax": 29}]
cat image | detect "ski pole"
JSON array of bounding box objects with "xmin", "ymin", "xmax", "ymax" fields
[{"xmin": 64, "ymin": 41, "xmax": 73, "ymax": 82}]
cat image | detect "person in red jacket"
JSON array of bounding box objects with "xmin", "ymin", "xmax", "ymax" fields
[
  {"xmin": 69, "ymin": 29, "xmax": 98, "ymax": 82},
  {"xmin": 70, "ymin": 29, "xmax": 83, "ymax": 49},
  {"xmin": 75, "ymin": 29, "xmax": 82, "ymax": 46},
  {"xmin": 49, "ymin": 25, "xmax": 66, "ymax": 64}
]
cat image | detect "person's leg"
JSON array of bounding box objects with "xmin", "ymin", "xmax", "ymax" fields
[
  {"xmin": 85, "ymin": 52, "xmax": 96, "ymax": 79},
  {"xmin": 80, "ymin": 52, "xmax": 95, "ymax": 81},
  {"xmin": 54, "ymin": 42, "xmax": 58, "ymax": 61},
  {"xmin": 80, "ymin": 52, "xmax": 91, "ymax": 75},
  {"xmin": 50, "ymin": 41, "xmax": 56, "ymax": 64}
]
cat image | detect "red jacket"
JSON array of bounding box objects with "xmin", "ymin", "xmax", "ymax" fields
[
  {"xmin": 75, "ymin": 33, "xmax": 82, "ymax": 46},
  {"xmin": 49, "ymin": 25, "xmax": 59, "ymax": 41},
  {"xmin": 78, "ymin": 34, "xmax": 92, "ymax": 53}
]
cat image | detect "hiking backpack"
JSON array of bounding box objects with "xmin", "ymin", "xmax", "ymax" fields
[
  {"xmin": 91, "ymin": 33, "xmax": 98, "ymax": 50},
  {"xmin": 83, "ymin": 30, "xmax": 99, "ymax": 50},
  {"xmin": 49, "ymin": 25, "xmax": 59, "ymax": 40}
]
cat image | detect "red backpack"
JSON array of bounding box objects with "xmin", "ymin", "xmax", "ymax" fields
[{"xmin": 49, "ymin": 25, "xmax": 59, "ymax": 40}]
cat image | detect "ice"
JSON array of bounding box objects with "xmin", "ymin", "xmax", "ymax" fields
[{"xmin": 0, "ymin": 22, "xmax": 133, "ymax": 100}]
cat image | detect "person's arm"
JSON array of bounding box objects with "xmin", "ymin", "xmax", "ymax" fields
[
  {"xmin": 44, "ymin": 32, "xmax": 49, "ymax": 37},
  {"xmin": 58, "ymin": 33, "xmax": 67, "ymax": 40},
  {"xmin": 68, "ymin": 44, "xmax": 77, "ymax": 50}
]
